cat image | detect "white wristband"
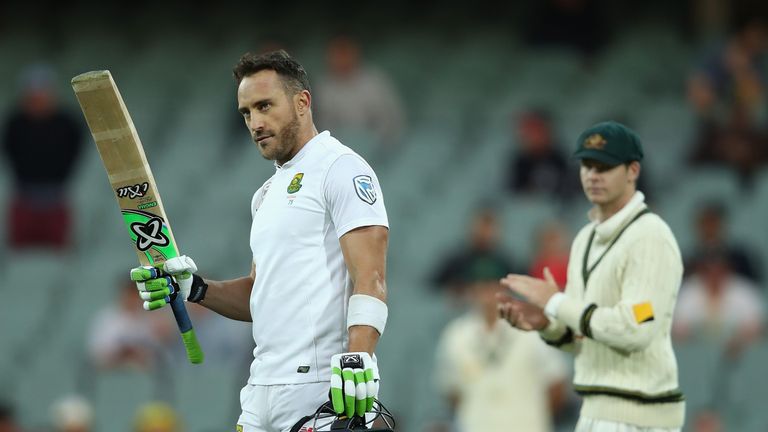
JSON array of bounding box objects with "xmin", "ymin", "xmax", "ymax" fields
[
  {"xmin": 544, "ymin": 292, "xmax": 566, "ymax": 320},
  {"xmin": 347, "ymin": 294, "xmax": 388, "ymax": 335}
]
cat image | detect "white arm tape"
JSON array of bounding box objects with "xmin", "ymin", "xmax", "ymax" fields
[{"xmin": 347, "ymin": 294, "xmax": 388, "ymax": 335}]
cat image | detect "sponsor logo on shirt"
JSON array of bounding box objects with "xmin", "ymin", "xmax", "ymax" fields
[
  {"xmin": 353, "ymin": 175, "xmax": 376, "ymax": 205},
  {"xmin": 287, "ymin": 173, "xmax": 304, "ymax": 193}
]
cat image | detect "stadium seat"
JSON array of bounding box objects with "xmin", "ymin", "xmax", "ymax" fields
[
  {"xmin": 174, "ymin": 366, "xmax": 242, "ymax": 432},
  {"xmin": 500, "ymin": 195, "xmax": 560, "ymax": 263},
  {"xmin": 674, "ymin": 340, "xmax": 727, "ymax": 424},
  {"xmin": 723, "ymin": 342, "xmax": 768, "ymax": 431},
  {"xmin": 91, "ymin": 370, "xmax": 162, "ymax": 431}
]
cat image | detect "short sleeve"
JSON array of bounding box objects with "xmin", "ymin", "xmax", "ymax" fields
[{"xmin": 324, "ymin": 154, "xmax": 389, "ymax": 238}]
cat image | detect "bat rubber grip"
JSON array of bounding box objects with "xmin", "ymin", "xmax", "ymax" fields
[
  {"xmin": 169, "ymin": 295, "xmax": 204, "ymax": 364},
  {"xmin": 180, "ymin": 329, "xmax": 204, "ymax": 364}
]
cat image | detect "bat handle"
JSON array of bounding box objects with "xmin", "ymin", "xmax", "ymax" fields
[{"xmin": 169, "ymin": 295, "xmax": 204, "ymax": 364}]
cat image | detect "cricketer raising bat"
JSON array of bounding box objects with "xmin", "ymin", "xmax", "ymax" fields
[{"xmin": 71, "ymin": 70, "xmax": 204, "ymax": 364}]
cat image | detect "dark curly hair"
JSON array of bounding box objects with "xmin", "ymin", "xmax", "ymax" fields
[{"xmin": 233, "ymin": 50, "xmax": 311, "ymax": 95}]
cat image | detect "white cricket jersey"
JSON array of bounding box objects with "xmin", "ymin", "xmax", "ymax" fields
[{"xmin": 247, "ymin": 131, "xmax": 388, "ymax": 385}]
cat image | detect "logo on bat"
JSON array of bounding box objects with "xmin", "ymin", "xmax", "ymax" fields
[
  {"xmin": 137, "ymin": 201, "xmax": 158, "ymax": 210},
  {"xmin": 117, "ymin": 182, "xmax": 149, "ymax": 199},
  {"xmin": 353, "ymin": 175, "xmax": 376, "ymax": 205},
  {"xmin": 130, "ymin": 217, "xmax": 170, "ymax": 251}
]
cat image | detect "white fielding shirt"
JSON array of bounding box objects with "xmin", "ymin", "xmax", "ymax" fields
[
  {"xmin": 436, "ymin": 312, "xmax": 567, "ymax": 432},
  {"xmin": 247, "ymin": 131, "xmax": 388, "ymax": 385}
]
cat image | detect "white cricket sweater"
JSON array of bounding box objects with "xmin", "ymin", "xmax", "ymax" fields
[{"xmin": 540, "ymin": 192, "xmax": 685, "ymax": 428}]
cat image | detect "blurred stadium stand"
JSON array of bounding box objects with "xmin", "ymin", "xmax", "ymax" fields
[{"xmin": 2, "ymin": 1, "xmax": 768, "ymax": 431}]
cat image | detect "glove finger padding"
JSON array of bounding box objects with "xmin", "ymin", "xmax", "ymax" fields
[
  {"xmin": 143, "ymin": 276, "xmax": 174, "ymax": 291},
  {"xmin": 353, "ymin": 368, "xmax": 366, "ymax": 416},
  {"xmin": 144, "ymin": 297, "xmax": 170, "ymax": 311},
  {"xmin": 343, "ymin": 367, "xmax": 357, "ymax": 418},
  {"xmin": 330, "ymin": 362, "xmax": 345, "ymax": 414},
  {"xmin": 130, "ymin": 265, "xmax": 162, "ymax": 282},
  {"xmin": 365, "ymin": 368, "xmax": 376, "ymax": 412},
  {"xmin": 163, "ymin": 255, "xmax": 198, "ymax": 274},
  {"xmin": 139, "ymin": 287, "xmax": 173, "ymax": 301}
]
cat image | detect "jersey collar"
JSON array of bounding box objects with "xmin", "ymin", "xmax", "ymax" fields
[
  {"xmin": 589, "ymin": 191, "xmax": 647, "ymax": 243},
  {"xmin": 274, "ymin": 131, "xmax": 330, "ymax": 170}
]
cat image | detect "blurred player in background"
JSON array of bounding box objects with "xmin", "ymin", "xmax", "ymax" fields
[
  {"xmin": 435, "ymin": 258, "xmax": 567, "ymax": 432},
  {"xmin": 499, "ymin": 121, "xmax": 685, "ymax": 432},
  {"xmin": 130, "ymin": 50, "xmax": 390, "ymax": 431}
]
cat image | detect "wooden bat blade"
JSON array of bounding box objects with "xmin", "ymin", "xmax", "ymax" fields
[
  {"xmin": 72, "ymin": 70, "xmax": 203, "ymax": 364},
  {"xmin": 72, "ymin": 70, "xmax": 178, "ymax": 265}
]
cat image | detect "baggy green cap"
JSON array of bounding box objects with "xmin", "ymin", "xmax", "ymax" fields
[{"xmin": 573, "ymin": 121, "xmax": 644, "ymax": 165}]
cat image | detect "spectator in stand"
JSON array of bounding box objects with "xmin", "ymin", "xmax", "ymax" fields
[
  {"xmin": 133, "ymin": 402, "xmax": 180, "ymax": 432},
  {"xmin": 686, "ymin": 201, "xmax": 761, "ymax": 283},
  {"xmin": 688, "ymin": 106, "xmax": 767, "ymax": 185},
  {"xmin": 51, "ymin": 395, "xmax": 93, "ymax": 432},
  {"xmin": 674, "ymin": 250, "xmax": 764, "ymax": 350},
  {"xmin": 314, "ymin": 36, "xmax": 405, "ymax": 149},
  {"xmin": 431, "ymin": 206, "xmax": 514, "ymax": 296},
  {"xmin": 688, "ymin": 17, "xmax": 768, "ymax": 184},
  {"xmin": 88, "ymin": 278, "xmax": 171, "ymax": 370},
  {"xmin": 528, "ymin": 221, "xmax": 570, "ymax": 290},
  {"xmin": 688, "ymin": 17, "xmax": 768, "ymax": 123},
  {"xmin": 691, "ymin": 408, "xmax": 725, "ymax": 432},
  {"xmin": 506, "ymin": 110, "xmax": 576, "ymax": 200},
  {"xmin": 1, "ymin": 64, "xmax": 83, "ymax": 250},
  {"xmin": 0, "ymin": 401, "xmax": 19, "ymax": 432}
]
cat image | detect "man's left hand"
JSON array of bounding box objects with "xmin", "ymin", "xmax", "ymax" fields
[
  {"xmin": 500, "ymin": 267, "xmax": 559, "ymax": 309},
  {"xmin": 330, "ymin": 352, "xmax": 379, "ymax": 418}
]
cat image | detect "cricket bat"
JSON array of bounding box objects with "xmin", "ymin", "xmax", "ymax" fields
[{"xmin": 71, "ymin": 70, "xmax": 204, "ymax": 364}]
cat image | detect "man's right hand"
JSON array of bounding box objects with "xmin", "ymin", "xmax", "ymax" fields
[
  {"xmin": 497, "ymin": 294, "xmax": 550, "ymax": 331},
  {"xmin": 130, "ymin": 255, "xmax": 207, "ymax": 310}
]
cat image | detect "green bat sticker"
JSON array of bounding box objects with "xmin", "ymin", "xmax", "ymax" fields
[{"xmin": 122, "ymin": 210, "xmax": 178, "ymax": 263}]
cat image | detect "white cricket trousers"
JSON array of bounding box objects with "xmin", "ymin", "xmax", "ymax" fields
[
  {"xmin": 575, "ymin": 417, "xmax": 681, "ymax": 432},
  {"xmin": 236, "ymin": 382, "xmax": 329, "ymax": 432}
]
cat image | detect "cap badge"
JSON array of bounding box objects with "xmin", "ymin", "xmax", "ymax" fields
[{"xmin": 584, "ymin": 134, "xmax": 607, "ymax": 149}]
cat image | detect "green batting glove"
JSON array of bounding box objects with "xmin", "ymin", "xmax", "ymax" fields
[
  {"xmin": 131, "ymin": 255, "xmax": 204, "ymax": 310},
  {"xmin": 131, "ymin": 265, "xmax": 177, "ymax": 310},
  {"xmin": 330, "ymin": 352, "xmax": 379, "ymax": 418}
]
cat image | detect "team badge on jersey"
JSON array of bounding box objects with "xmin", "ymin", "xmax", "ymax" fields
[
  {"xmin": 287, "ymin": 173, "xmax": 304, "ymax": 193},
  {"xmin": 353, "ymin": 175, "xmax": 377, "ymax": 205}
]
